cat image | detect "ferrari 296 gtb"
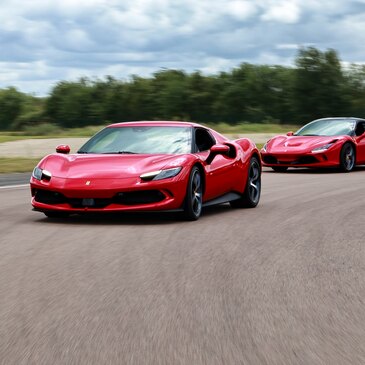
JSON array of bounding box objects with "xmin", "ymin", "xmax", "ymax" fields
[
  {"xmin": 30, "ymin": 121, "xmax": 261, "ymax": 220},
  {"xmin": 261, "ymin": 117, "xmax": 365, "ymax": 172}
]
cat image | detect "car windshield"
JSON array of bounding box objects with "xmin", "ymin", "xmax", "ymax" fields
[
  {"xmin": 78, "ymin": 126, "xmax": 193, "ymax": 154},
  {"xmin": 295, "ymin": 119, "xmax": 356, "ymax": 136}
]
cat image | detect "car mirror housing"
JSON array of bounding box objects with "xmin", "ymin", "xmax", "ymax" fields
[
  {"xmin": 206, "ymin": 144, "xmax": 230, "ymax": 165},
  {"xmin": 286, "ymin": 131, "xmax": 294, "ymax": 136},
  {"xmin": 56, "ymin": 145, "xmax": 71, "ymax": 154}
]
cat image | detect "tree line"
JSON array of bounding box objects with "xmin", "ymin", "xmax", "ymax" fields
[{"xmin": 1, "ymin": 47, "xmax": 365, "ymax": 131}]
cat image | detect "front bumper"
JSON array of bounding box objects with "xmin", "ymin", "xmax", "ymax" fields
[
  {"xmin": 260, "ymin": 149, "xmax": 340, "ymax": 168},
  {"xmin": 30, "ymin": 174, "xmax": 188, "ymax": 213}
]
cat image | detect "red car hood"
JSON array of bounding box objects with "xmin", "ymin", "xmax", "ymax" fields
[
  {"xmin": 40, "ymin": 153, "xmax": 190, "ymax": 179},
  {"xmin": 267, "ymin": 135, "xmax": 345, "ymax": 153}
]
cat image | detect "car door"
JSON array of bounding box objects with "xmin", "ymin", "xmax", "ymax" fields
[
  {"xmin": 354, "ymin": 121, "xmax": 365, "ymax": 164},
  {"xmin": 193, "ymin": 127, "xmax": 237, "ymax": 201}
]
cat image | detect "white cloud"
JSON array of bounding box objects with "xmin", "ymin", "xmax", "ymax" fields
[
  {"xmin": 225, "ymin": 1, "xmax": 258, "ymax": 20},
  {"xmin": 276, "ymin": 44, "xmax": 299, "ymax": 50},
  {"xmin": 260, "ymin": 0, "xmax": 301, "ymax": 23},
  {"xmin": 0, "ymin": 0, "xmax": 365, "ymax": 95}
]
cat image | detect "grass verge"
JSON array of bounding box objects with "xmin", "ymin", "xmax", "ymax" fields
[
  {"xmin": 0, "ymin": 123, "xmax": 296, "ymax": 143},
  {"xmin": 206, "ymin": 122, "xmax": 297, "ymax": 134},
  {"xmin": 0, "ymin": 158, "xmax": 40, "ymax": 174},
  {"xmin": 0, "ymin": 125, "xmax": 104, "ymax": 143}
]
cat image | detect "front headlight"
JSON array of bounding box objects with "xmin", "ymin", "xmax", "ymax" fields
[
  {"xmin": 32, "ymin": 167, "xmax": 52, "ymax": 181},
  {"xmin": 262, "ymin": 138, "xmax": 272, "ymax": 152},
  {"xmin": 311, "ymin": 143, "xmax": 335, "ymax": 153},
  {"xmin": 140, "ymin": 167, "xmax": 182, "ymax": 181},
  {"xmin": 32, "ymin": 167, "xmax": 43, "ymax": 180}
]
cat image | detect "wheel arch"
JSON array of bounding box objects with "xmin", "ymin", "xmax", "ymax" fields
[
  {"xmin": 340, "ymin": 140, "xmax": 357, "ymax": 162},
  {"xmin": 339, "ymin": 140, "xmax": 357, "ymax": 171},
  {"xmin": 251, "ymin": 151, "xmax": 262, "ymax": 167},
  {"xmin": 342, "ymin": 140, "xmax": 356, "ymax": 153},
  {"xmin": 192, "ymin": 162, "xmax": 206, "ymax": 196}
]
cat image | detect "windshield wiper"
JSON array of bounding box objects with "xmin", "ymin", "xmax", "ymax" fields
[
  {"xmin": 300, "ymin": 134, "xmax": 319, "ymax": 136},
  {"xmin": 77, "ymin": 150, "xmax": 88, "ymax": 154}
]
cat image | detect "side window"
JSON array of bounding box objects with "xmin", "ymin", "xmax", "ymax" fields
[
  {"xmin": 355, "ymin": 122, "xmax": 365, "ymax": 136},
  {"xmin": 195, "ymin": 128, "xmax": 215, "ymax": 152}
]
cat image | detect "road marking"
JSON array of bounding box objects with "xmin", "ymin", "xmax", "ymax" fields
[{"xmin": 0, "ymin": 184, "xmax": 29, "ymax": 189}]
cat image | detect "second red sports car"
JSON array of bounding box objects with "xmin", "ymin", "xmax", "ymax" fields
[
  {"xmin": 30, "ymin": 121, "xmax": 261, "ymax": 220},
  {"xmin": 261, "ymin": 117, "xmax": 365, "ymax": 172}
]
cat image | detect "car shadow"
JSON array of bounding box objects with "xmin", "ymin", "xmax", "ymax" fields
[
  {"xmin": 263, "ymin": 166, "xmax": 365, "ymax": 174},
  {"xmin": 33, "ymin": 203, "xmax": 235, "ymax": 226}
]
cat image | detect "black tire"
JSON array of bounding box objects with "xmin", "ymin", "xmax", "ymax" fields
[
  {"xmin": 44, "ymin": 211, "xmax": 69, "ymax": 218},
  {"xmin": 183, "ymin": 166, "xmax": 203, "ymax": 221},
  {"xmin": 272, "ymin": 166, "xmax": 288, "ymax": 172},
  {"xmin": 230, "ymin": 156, "xmax": 261, "ymax": 208},
  {"xmin": 339, "ymin": 143, "xmax": 355, "ymax": 172}
]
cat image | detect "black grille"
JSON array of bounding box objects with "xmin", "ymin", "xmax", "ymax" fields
[
  {"xmin": 115, "ymin": 190, "xmax": 165, "ymax": 205},
  {"xmin": 263, "ymin": 155, "xmax": 319, "ymax": 165},
  {"xmin": 34, "ymin": 189, "xmax": 165, "ymax": 208},
  {"xmin": 68, "ymin": 198, "xmax": 111, "ymax": 209},
  {"xmin": 262, "ymin": 155, "xmax": 278, "ymax": 164},
  {"xmin": 294, "ymin": 156, "xmax": 319, "ymax": 164},
  {"xmin": 35, "ymin": 190, "xmax": 66, "ymax": 204}
]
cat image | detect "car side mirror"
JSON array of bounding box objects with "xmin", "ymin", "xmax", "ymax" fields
[
  {"xmin": 56, "ymin": 144, "xmax": 71, "ymax": 154},
  {"xmin": 286, "ymin": 131, "xmax": 294, "ymax": 136},
  {"xmin": 206, "ymin": 144, "xmax": 230, "ymax": 165}
]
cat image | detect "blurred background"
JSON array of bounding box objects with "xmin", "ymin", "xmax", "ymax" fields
[{"xmin": 1, "ymin": 1, "xmax": 365, "ymax": 171}]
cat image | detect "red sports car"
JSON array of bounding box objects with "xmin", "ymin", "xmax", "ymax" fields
[
  {"xmin": 30, "ymin": 121, "xmax": 261, "ymax": 220},
  {"xmin": 261, "ymin": 117, "xmax": 365, "ymax": 172}
]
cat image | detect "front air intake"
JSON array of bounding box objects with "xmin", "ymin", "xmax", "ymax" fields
[{"xmin": 115, "ymin": 190, "xmax": 165, "ymax": 205}]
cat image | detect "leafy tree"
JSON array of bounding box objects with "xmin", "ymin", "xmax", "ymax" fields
[
  {"xmin": 3, "ymin": 47, "xmax": 365, "ymax": 130},
  {"xmin": 185, "ymin": 72, "xmax": 217, "ymax": 122},
  {"xmin": 12, "ymin": 95, "xmax": 46, "ymax": 130},
  {"xmin": 103, "ymin": 78, "xmax": 129, "ymax": 122},
  {"xmin": 294, "ymin": 47, "xmax": 349, "ymax": 123},
  {"xmin": 124, "ymin": 75, "xmax": 155, "ymax": 121},
  {"xmin": 343, "ymin": 64, "xmax": 365, "ymax": 117},
  {"xmin": 0, "ymin": 87, "xmax": 25, "ymax": 130},
  {"xmin": 211, "ymin": 71, "xmax": 242, "ymax": 123},
  {"xmin": 46, "ymin": 79, "xmax": 104, "ymax": 127},
  {"xmin": 151, "ymin": 70, "xmax": 189, "ymax": 120}
]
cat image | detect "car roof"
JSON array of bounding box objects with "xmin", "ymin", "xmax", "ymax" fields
[
  {"xmin": 313, "ymin": 117, "xmax": 365, "ymax": 122},
  {"xmin": 108, "ymin": 121, "xmax": 206, "ymax": 128}
]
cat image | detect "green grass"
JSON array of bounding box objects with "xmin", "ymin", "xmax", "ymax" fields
[
  {"xmin": 0, "ymin": 125, "xmax": 103, "ymax": 143},
  {"xmin": 205, "ymin": 122, "xmax": 297, "ymax": 134},
  {"xmin": 0, "ymin": 123, "xmax": 296, "ymax": 143},
  {"xmin": 0, "ymin": 158, "xmax": 40, "ymax": 174},
  {"xmin": 0, "ymin": 135, "xmax": 58, "ymax": 143}
]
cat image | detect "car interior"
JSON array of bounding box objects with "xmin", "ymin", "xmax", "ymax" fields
[
  {"xmin": 194, "ymin": 128, "xmax": 216, "ymax": 152},
  {"xmin": 194, "ymin": 128, "xmax": 237, "ymax": 158},
  {"xmin": 355, "ymin": 122, "xmax": 365, "ymax": 136}
]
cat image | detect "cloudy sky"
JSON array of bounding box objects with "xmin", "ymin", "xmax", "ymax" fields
[{"xmin": 1, "ymin": 0, "xmax": 365, "ymax": 95}]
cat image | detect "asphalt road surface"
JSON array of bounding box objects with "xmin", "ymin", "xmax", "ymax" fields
[
  {"xmin": 1, "ymin": 168, "xmax": 365, "ymax": 365},
  {"xmin": 0, "ymin": 172, "xmax": 31, "ymax": 187}
]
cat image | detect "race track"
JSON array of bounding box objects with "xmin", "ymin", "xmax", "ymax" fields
[{"xmin": 1, "ymin": 168, "xmax": 365, "ymax": 364}]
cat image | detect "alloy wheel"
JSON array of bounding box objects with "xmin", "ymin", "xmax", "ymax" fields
[
  {"xmin": 191, "ymin": 169, "xmax": 202, "ymax": 217},
  {"xmin": 248, "ymin": 160, "xmax": 261, "ymax": 204}
]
